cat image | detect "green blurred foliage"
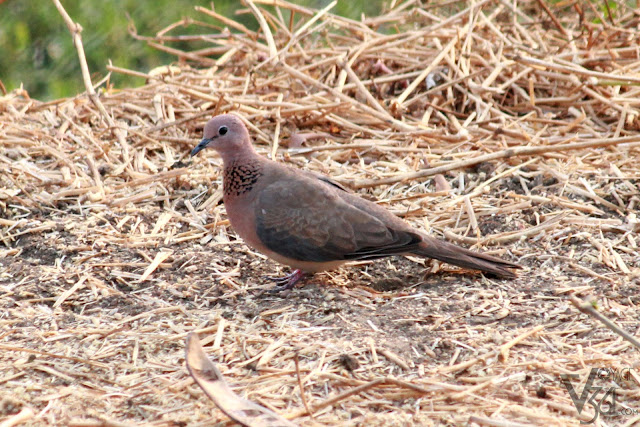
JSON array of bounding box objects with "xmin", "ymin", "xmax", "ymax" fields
[
  {"xmin": 0, "ymin": 1, "xmax": 384, "ymax": 100},
  {"xmin": 594, "ymin": 0, "xmax": 617, "ymax": 24}
]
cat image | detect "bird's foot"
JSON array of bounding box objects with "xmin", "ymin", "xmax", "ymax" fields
[{"xmin": 266, "ymin": 269, "xmax": 307, "ymax": 293}]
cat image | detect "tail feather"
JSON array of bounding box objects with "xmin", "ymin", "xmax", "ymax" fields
[{"xmin": 413, "ymin": 237, "xmax": 521, "ymax": 278}]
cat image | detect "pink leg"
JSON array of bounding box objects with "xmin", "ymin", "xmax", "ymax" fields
[{"xmin": 266, "ymin": 269, "xmax": 308, "ymax": 292}]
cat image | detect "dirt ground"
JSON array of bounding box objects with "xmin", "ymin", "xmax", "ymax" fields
[
  {"xmin": 2, "ymin": 160, "xmax": 638, "ymax": 426},
  {"xmin": 2, "ymin": 1, "xmax": 640, "ymax": 425}
]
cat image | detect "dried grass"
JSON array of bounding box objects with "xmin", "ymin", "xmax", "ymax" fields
[{"xmin": 1, "ymin": 0, "xmax": 639, "ymax": 425}]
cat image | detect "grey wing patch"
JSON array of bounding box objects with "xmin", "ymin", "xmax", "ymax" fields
[{"xmin": 255, "ymin": 179, "xmax": 423, "ymax": 263}]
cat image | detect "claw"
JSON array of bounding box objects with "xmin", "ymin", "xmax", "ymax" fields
[
  {"xmin": 265, "ymin": 269, "xmax": 307, "ymax": 292},
  {"xmin": 265, "ymin": 275, "xmax": 292, "ymax": 284}
]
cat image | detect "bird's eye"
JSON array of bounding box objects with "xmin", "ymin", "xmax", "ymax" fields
[{"xmin": 218, "ymin": 126, "xmax": 228, "ymax": 136}]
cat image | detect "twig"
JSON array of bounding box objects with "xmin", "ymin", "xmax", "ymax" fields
[
  {"xmin": 0, "ymin": 344, "xmax": 108, "ymax": 368},
  {"xmin": 196, "ymin": 6, "xmax": 256, "ymax": 36},
  {"xmin": 533, "ymin": 0, "xmax": 569, "ymax": 37},
  {"xmin": 286, "ymin": 379, "xmax": 386, "ymax": 418},
  {"xmin": 294, "ymin": 353, "xmax": 314, "ymax": 418},
  {"xmin": 570, "ymin": 296, "xmax": 640, "ymax": 350},
  {"xmin": 51, "ymin": 0, "xmax": 114, "ymax": 127},
  {"xmin": 352, "ymin": 134, "xmax": 640, "ymax": 188},
  {"xmin": 279, "ymin": 0, "xmax": 337, "ymax": 56},
  {"xmin": 280, "ymin": 62, "xmax": 416, "ymax": 132},
  {"xmin": 469, "ymin": 415, "xmax": 530, "ymax": 427},
  {"xmin": 245, "ymin": 0, "xmax": 278, "ymax": 59},
  {"xmin": 0, "ymin": 407, "xmax": 35, "ymax": 427},
  {"xmin": 499, "ymin": 325, "xmax": 544, "ymax": 362},
  {"xmin": 395, "ymin": 36, "xmax": 459, "ymax": 105},
  {"xmin": 340, "ymin": 60, "xmax": 390, "ymax": 117},
  {"xmin": 510, "ymin": 54, "xmax": 640, "ymax": 84},
  {"xmin": 444, "ymin": 212, "xmax": 569, "ymax": 245}
]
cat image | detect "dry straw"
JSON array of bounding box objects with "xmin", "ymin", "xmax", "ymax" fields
[{"xmin": 1, "ymin": 0, "xmax": 639, "ymax": 425}]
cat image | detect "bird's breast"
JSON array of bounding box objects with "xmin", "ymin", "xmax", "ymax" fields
[{"xmin": 223, "ymin": 191, "xmax": 262, "ymax": 246}]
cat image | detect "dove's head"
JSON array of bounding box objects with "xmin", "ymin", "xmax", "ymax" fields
[{"xmin": 191, "ymin": 114, "xmax": 253, "ymax": 161}]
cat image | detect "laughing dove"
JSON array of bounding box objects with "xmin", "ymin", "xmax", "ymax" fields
[{"xmin": 191, "ymin": 114, "xmax": 521, "ymax": 291}]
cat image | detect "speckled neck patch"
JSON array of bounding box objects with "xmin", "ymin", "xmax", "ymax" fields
[{"xmin": 223, "ymin": 159, "xmax": 263, "ymax": 197}]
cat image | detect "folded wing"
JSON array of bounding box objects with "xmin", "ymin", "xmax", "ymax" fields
[{"xmin": 255, "ymin": 177, "xmax": 422, "ymax": 263}]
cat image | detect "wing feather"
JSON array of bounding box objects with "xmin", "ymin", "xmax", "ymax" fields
[{"xmin": 255, "ymin": 176, "xmax": 422, "ymax": 263}]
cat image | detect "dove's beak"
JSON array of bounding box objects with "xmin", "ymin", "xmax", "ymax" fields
[{"xmin": 191, "ymin": 138, "xmax": 212, "ymax": 157}]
